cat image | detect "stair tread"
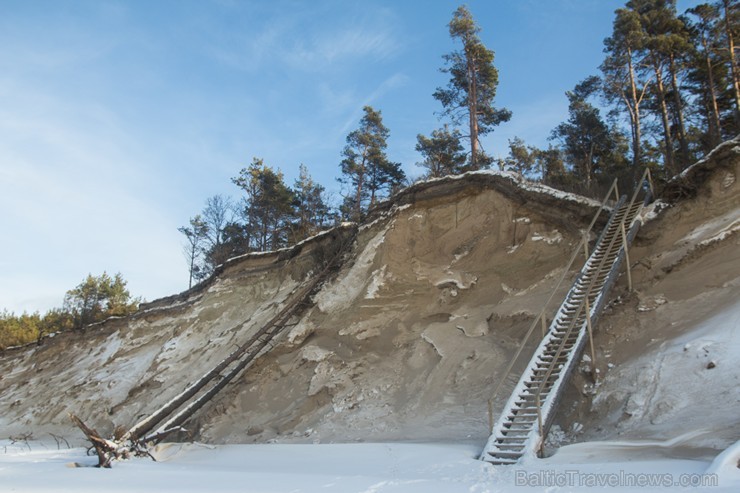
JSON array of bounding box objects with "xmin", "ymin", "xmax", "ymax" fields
[
  {"xmin": 487, "ymin": 450, "xmax": 524, "ymax": 458},
  {"xmin": 483, "ymin": 195, "xmax": 646, "ymax": 464}
]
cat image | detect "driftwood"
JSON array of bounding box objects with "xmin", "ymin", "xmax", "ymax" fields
[
  {"xmin": 69, "ymin": 413, "xmax": 121, "ymax": 468},
  {"xmin": 70, "ymin": 414, "xmax": 154, "ymax": 467}
]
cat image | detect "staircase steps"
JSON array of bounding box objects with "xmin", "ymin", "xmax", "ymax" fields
[{"xmin": 481, "ymin": 188, "xmax": 649, "ymax": 466}]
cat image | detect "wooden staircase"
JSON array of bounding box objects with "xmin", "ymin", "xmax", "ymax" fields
[
  {"xmin": 123, "ymin": 228, "xmax": 357, "ymax": 445},
  {"xmin": 481, "ymin": 173, "xmax": 653, "ymax": 465}
]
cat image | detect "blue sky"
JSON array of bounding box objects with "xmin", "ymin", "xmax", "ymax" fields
[{"xmin": 0, "ymin": 0, "xmax": 702, "ymax": 313}]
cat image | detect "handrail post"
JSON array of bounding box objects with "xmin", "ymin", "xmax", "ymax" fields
[
  {"xmin": 530, "ymin": 192, "xmax": 628, "ymax": 453},
  {"xmin": 487, "ymin": 399, "xmax": 494, "ymax": 434},
  {"xmin": 646, "ymin": 168, "xmax": 654, "ymax": 198},
  {"xmin": 536, "ymin": 392, "xmax": 543, "ymax": 456},
  {"xmin": 620, "ymin": 222, "xmax": 633, "ymax": 292},
  {"xmin": 484, "ymin": 177, "xmax": 621, "ymax": 440},
  {"xmin": 584, "ymin": 296, "xmax": 597, "ymax": 382}
]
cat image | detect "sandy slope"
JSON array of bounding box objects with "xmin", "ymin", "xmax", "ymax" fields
[
  {"xmin": 197, "ymin": 174, "xmax": 603, "ymax": 444},
  {"xmin": 0, "ymin": 138, "xmax": 738, "ymax": 466}
]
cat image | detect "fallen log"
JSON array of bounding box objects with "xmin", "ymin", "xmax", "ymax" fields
[
  {"xmin": 70, "ymin": 414, "xmax": 152, "ymax": 467},
  {"xmin": 69, "ymin": 414, "xmax": 121, "ymax": 468}
]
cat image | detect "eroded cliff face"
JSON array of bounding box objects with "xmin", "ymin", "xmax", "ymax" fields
[
  {"xmin": 198, "ymin": 178, "xmax": 601, "ymax": 444},
  {"xmin": 1, "ymin": 139, "xmax": 738, "ymax": 454},
  {"xmin": 0, "ymin": 226, "xmax": 353, "ymax": 440}
]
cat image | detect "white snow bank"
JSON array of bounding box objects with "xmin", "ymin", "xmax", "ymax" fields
[
  {"xmin": 592, "ymin": 297, "xmax": 740, "ymax": 450},
  {"xmin": 418, "ymin": 169, "xmax": 604, "ymax": 208},
  {"xmin": 2, "ymin": 440, "xmax": 738, "ymax": 492},
  {"xmin": 674, "ymin": 135, "xmax": 739, "ymax": 181},
  {"xmin": 707, "ymin": 440, "xmax": 740, "ymax": 479},
  {"xmin": 314, "ymin": 228, "xmax": 386, "ymax": 313},
  {"xmin": 0, "ymin": 442, "xmax": 488, "ymax": 493}
]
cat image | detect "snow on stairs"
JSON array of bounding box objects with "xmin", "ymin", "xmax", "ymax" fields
[
  {"xmin": 123, "ymin": 228, "xmax": 357, "ymax": 445},
  {"xmin": 481, "ymin": 191, "xmax": 649, "ymax": 465}
]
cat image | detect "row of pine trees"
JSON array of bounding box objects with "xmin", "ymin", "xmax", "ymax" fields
[
  {"xmin": 181, "ymin": 1, "xmax": 739, "ymax": 286},
  {"xmin": 179, "ymin": 104, "xmax": 409, "ymax": 288},
  {"xmin": 0, "ymin": 273, "xmax": 140, "ymax": 349},
  {"xmin": 501, "ymin": 0, "xmax": 739, "ymax": 194}
]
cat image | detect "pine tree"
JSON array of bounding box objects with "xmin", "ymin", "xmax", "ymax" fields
[
  {"xmin": 232, "ymin": 158, "xmax": 295, "ymax": 251},
  {"xmin": 602, "ymin": 7, "xmax": 651, "ymax": 169},
  {"xmin": 339, "ymin": 106, "xmax": 404, "ymax": 221},
  {"xmin": 551, "ymin": 76, "xmax": 622, "ymax": 190},
  {"xmin": 63, "ymin": 272, "xmax": 139, "ymax": 329},
  {"xmin": 293, "ymin": 164, "xmax": 331, "ymax": 241},
  {"xmin": 684, "ymin": 2, "xmax": 740, "ymax": 149},
  {"xmin": 178, "ymin": 215, "xmax": 209, "ymax": 288},
  {"xmin": 214, "ymin": 222, "xmax": 252, "ymax": 263},
  {"xmin": 535, "ymin": 146, "xmax": 568, "ymax": 188},
  {"xmin": 434, "ymin": 5, "xmax": 511, "ymax": 170},
  {"xmin": 720, "ymin": 0, "xmax": 740, "ymax": 119},
  {"xmin": 498, "ymin": 137, "xmax": 537, "ymax": 177},
  {"xmin": 415, "ymin": 125, "xmax": 467, "ymax": 178},
  {"xmin": 628, "ymin": 0, "xmax": 693, "ymax": 174},
  {"xmin": 686, "ymin": 3, "xmax": 725, "ymax": 148}
]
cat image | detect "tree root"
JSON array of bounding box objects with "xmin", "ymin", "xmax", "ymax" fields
[{"xmin": 69, "ymin": 414, "xmax": 153, "ymax": 468}]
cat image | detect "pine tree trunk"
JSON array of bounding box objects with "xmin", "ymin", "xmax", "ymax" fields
[
  {"xmin": 468, "ymin": 52, "xmax": 479, "ymax": 169},
  {"xmin": 724, "ymin": 0, "xmax": 740, "ymax": 118},
  {"xmin": 654, "ymin": 63, "xmax": 675, "ymax": 175},
  {"xmin": 627, "ymin": 48, "xmax": 642, "ymax": 168},
  {"xmin": 704, "ymin": 37, "xmax": 723, "ymax": 146},
  {"xmin": 355, "ymin": 155, "xmax": 366, "ymax": 221},
  {"xmin": 583, "ymin": 145, "xmax": 593, "ymax": 191},
  {"xmin": 669, "ymin": 53, "xmax": 689, "ymax": 169},
  {"xmin": 188, "ymin": 243, "xmax": 195, "ymax": 289}
]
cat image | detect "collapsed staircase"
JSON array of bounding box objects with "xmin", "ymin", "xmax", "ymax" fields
[
  {"xmin": 122, "ymin": 228, "xmax": 357, "ymax": 445},
  {"xmin": 481, "ymin": 176, "xmax": 652, "ymax": 465}
]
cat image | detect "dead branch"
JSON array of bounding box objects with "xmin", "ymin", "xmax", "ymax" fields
[
  {"xmin": 9, "ymin": 432, "xmax": 33, "ymax": 451},
  {"xmin": 49, "ymin": 433, "xmax": 70, "ymax": 450},
  {"xmin": 69, "ymin": 414, "xmax": 122, "ymax": 468}
]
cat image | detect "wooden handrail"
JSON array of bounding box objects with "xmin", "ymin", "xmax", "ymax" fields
[
  {"xmin": 532, "ymin": 169, "xmax": 654, "ymax": 452},
  {"xmin": 486, "ymin": 179, "xmax": 619, "ymax": 433}
]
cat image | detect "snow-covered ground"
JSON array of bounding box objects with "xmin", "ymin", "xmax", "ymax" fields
[
  {"xmin": 588, "ymin": 295, "xmax": 740, "ymax": 451},
  {"xmin": 1, "ymin": 440, "xmax": 738, "ymax": 492}
]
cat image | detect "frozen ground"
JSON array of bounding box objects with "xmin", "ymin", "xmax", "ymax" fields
[{"xmin": 1, "ymin": 440, "xmax": 738, "ymax": 492}]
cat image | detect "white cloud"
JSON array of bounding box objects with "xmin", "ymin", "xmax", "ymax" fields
[
  {"xmin": 285, "ymin": 27, "xmax": 398, "ymax": 70},
  {"xmin": 208, "ymin": 5, "xmax": 401, "ymax": 74}
]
